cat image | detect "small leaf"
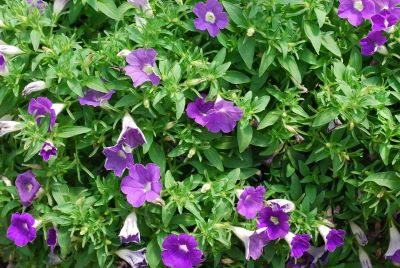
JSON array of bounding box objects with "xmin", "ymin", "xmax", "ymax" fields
[
  {"xmin": 203, "ymin": 148, "xmax": 224, "ymax": 171},
  {"xmin": 238, "ymin": 37, "xmax": 255, "ymax": 69},
  {"xmin": 149, "ymin": 143, "xmax": 166, "ymax": 174},
  {"xmin": 162, "ymin": 202, "xmax": 177, "ymax": 226},
  {"xmin": 363, "ymin": 172, "xmax": 400, "ymax": 190},
  {"xmin": 312, "ymin": 108, "xmax": 339, "ymax": 127},
  {"xmin": 321, "ymin": 34, "xmax": 341, "ymax": 57},
  {"xmin": 221, "ymin": 1, "xmax": 246, "ymax": 26},
  {"xmin": 30, "ymin": 30, "xmax": 41, "ymax": 51},
  {"xmin": 304, "ymin": 21, "xmax": 321, "ymax": 54},
  {"xmin": 175, "ymin": 92, "xmax": 185, "ymax": 119},
  {"xmin": 67, "ymin": 79, "xmax": 83, "ymax": 97},
  {"xmin": 237, "ymin": 124, "xmax": 253, "ymax": 153},
  {"xmin": 277, "ymin": 56, "xmax": 302, "ymax": 83},
  {"xmin": 259, "ymin": 48, "xmax": 276, "ymax": 76},
  {"xmin": 57, "ymin": 126, "xmax": 91, "ymax": 138},
  {"xmin": 258, "ymin": 111, "xmax": 281, "ymax": 130},
  {"xmin": 146, "ymin": 238, "xmax": 161, "ymax": 268},
  {"xmin": 222, "ymin": 71, "xmax": 251, "ymax": 84}
]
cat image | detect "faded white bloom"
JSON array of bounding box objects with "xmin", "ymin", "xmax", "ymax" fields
[
  {"xmin": 22, "ymin": 81, "xmax": 47, "ymax": 97},
  {"xmin": 51, "ymin": 103, "xmax": 65, "ymax": 116},
  {"xmin": 200, "ymin": 183, "xmax": 211, "ymax": 193},
  {"xmin": 119, "ymin": 212, "xmax": 140, "ymax": 244},
  {"xmin": 0, "ymin": 44, "xmax": 23, "ymax": 55},
  {"xmin": 117, "ymin": 49, "xmax": 131, "ymax": 57},
  {"xmin": 231, "ymin": 226, "xmax": 268, "ymax": 260},
  {"xmin": 385, "ymin": 225, "xmax": 400, "ymax": 262},
  {"xmin": 115, "ymin": 248, "xmax": 148, "ymax": 268},
  {"xmin": 0, "ymin": 121, "xmax": 24, "ymax": 137},
  {"xmin": 359, "ymin": 247, "xmax": 372, "ymax": 268},
  {"xmin": 267, "ymin": 199, "xmax": 296, "ymax": 212},
  {"xmin": 350, "ymin": 221, "xmax": 368, "ymax": 246},
  {"xmin": 1, "ymin": 176, "xmax": 12, "ymax": 187},
  {"xmin": 53, "ymin": 0, "xmax": 70, "ymax": 14}
]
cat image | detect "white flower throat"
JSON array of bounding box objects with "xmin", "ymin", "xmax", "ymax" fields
[
  {"xmin": 354, "ymin": 0, "xmax": 363, "ymax": 11},
  {"xmin": 142, "ymin": 64, "xmax": 153, "ymax": 75},
  {"xmin": 205, "ymin": 11, "xmax": 216, "ymax": 24},
  {"xmin": 179, "ymin": 244, "xmax": 189, "ymax": 252}
]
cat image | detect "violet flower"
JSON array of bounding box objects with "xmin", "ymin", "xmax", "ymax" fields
[
  {"xmin": 193, "ymin": 0, "xmax": 229, "ymax": 37},
  {"xmin": 203, "ymin": 97, "xmax": 243, "ymax": 133},
  {"xmin": 359, "ymin": 31, "xmax": 387, "ymax": 56},
  {"xmin": 267, "ymin": 199, "xmax": 296, "ymax": 213},
  {"xmin": 103, "ymin": 144, "xmax": 134, "ymax": 177},
  {"xmin": 78, "ymin": 89, "xmax": 115, "ymax": 107},
  {"xmin": 0, "ymin": 52, "xmax": 8, "ymax": 76},
  {"xmin": 121, "ymin": 163, "xmax": 162, "ymax": 207},
  {"xmin": 231, "ymin": 226, "xmax": 269, "ymax": 260},
  {"xmin": 39, "ymin": 141, "xmax": 57, "ymax": 161},
  {"xmin": 161, "ymin": 234, "xmax": 202, "ymax": 268},
  {"xmin": 124, "ymin": 48, "xmax": 160, "ymax": 87},
  {"xmin": 338, "ymin": 0, "xmax": 376, "ymax": 26},
  {"xmin": 7, "ymin": 212, "xmax": 37, "ymax": 247},
  {"xmin": 15, "ymin": 170, "xmax": 41, "ymax": 207},
  {"xmin": 28, "ymin": 97, "xmax": 57, "ymax": 130},
  {"xmin": 186, "ymin": 95, "xmax": 215, "ymax": 126},
  {"xmin": 116, "ymin": 248, "xmax": 148, "ymax": 268},
  {"xmin": 237, "ymin": 186, "xmax": 265, "ymax": 220},
  {"xmin": 22, "ymin": 81, "xmax": 47, "ymax": 97},
  {"xmin": 374, "ymin": 0, "xmax": 400, "ymax": 14},
  {"xmin": 119, "ymin": 212, "xmax": 140, "ymax": 244},
  {"xmin": 385, "ymin": 225, "xmax": 400, "ymax": 262},
  {"xmin": 27, "ymin": 0, "xmax": 47, "ymax": 14},
  {"xmin": 257, "ymin": 206, "xmax": 289, "ymax": 240},
  {"xmin": 371, "ymin": 10, "xmax": 399, "ymax": 31},
  {"xmin": 47, "ymin": 226, "xmax": 58, "ymax": 252},
  {"xmin": 317, "ymin": 225, "xmax": 346, "ymax": 252},
  {"xmin": 284, "ymin": 232, "xmax": 311, "ymax": 259},
  {"xmin": 117, "ymin": 113, "xmax": 147, "ymax": 150},
  {"xmin": 350, "ymin": 221, "xmax": 368, "ymax": 246}
]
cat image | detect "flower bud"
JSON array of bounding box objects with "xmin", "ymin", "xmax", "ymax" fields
[
  {"xmin": 247, "ymin": 27, "xmax": 255, "ymax": 37},
  {"xmin": 0, "ymin": 121, "xmax": 24, "ymax": 137},
  {"xmin": 53, "ymin": 0, "xmax": 70, "ymax": 14},
  {"xmin": 22, "ymin": 81, "xmax": 47, "ymax": 97},
  {"xmin": 188, "ymin": 147, "xmax": 196, "ymax": 159},
  {"xmin": 0, "ymin": 20, "xmax": 5, "ymax": 28},
  {"xmin": 200, "ymin": 183, "xmax": 211, "ymax": 193},
  {"xmin": 0, "ymin": 44, "xmax": 23, "ymax": 55},
  {"xmin": 117, "ymin": 49, "xmax": 131, "ymax": 58},
  {"xmin": 377, "ymin": 45, "xmax": 388, "ymax": 56},
  {"xmin": 350, "ymin": 221, "xmax": 368, "ymax": 246}
]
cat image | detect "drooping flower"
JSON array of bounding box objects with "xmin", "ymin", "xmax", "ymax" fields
[
  {"xmin": 350, "ymin": 221, "xmax": 368, "ymax": 246},
  {"xmin": 257, "ymin": 206, "xmax": 289, "ymax": 240},
  {"xmin": 338, "ymin": 0, "xmax": 376, "ymax": 26},
  {"xmin": 161, "ymin": 234, "xmax": 202, "ymax": 268},
  {"xmin": 237, "ymin": 186, "xmax": 265, "ymax": 220},
  {"xmin": 116, "ymin": 248, "xmax": 148, "ymax": 268},
  {"xmin": 7, "ymin": 212, "xmax": 37, "ymax": 247},
  {"xmin": 103, "ymin": 144, "xmax": 134, "ymax": 177},
  {"xmin": 124, "ymin": 48, "xmax": 160, "ymax": 87},
  {"xmin": 117, "ymin": 113, "xmax": 147, "ymax": 150},
  {"xmin": 119, "ymin": 212, "xmax": 140, "ymax": 244},
  {"xmin": 359, "ymin": 31, "xmax": 387, "ymax": 56},
  {"xmin": 284, "ymin": 232, "xmax": 311, "ymax": 259},
  {"xmin": 47, "ymin": 226, "xmax": 58, "ymax": 252},
  {"xmin": 22, "ymin": 81, "xmax": 47, "ymax": 97},
  {"xmin": 186, "ymin": 95, "xmax": 215, "ymax": 127},
  {"xmin": 0, "ymin": 52, "xmax": 8, "ymax": 76},
  {"xmin": 267, "ymin": 199, "xmax": 296, "ymax": 213},
  {"xmin": 317, "ymin": 225, "xmax": 346, "ymax": 252},
  {"xmin": 385, "ymin": 225, "xmax": 400, "ymax": 262},
  {"xmin": 359, "ymin": 247, "xmax": 372, "ymax": 268},
  {"xmin": 39, "ymin": 141, "xmax": 57, "ymax": 161},
  {"xmin": 27, "ymin": 0, "xmax": 47, "ymax": 14},
  {"xmin": 53, "ymin": 0, "xmax": 70, "ymax": 14},
  {"xmin": 120, "ymin": 163, "xmax": 162, "ymax": 207},
  {"xmin": 0, "ymin": 44, "xmax": 23, "ymax": 55},
  {"xmin": 78, "ymin": 89, "xmax": 115, "ymax": 107},
  {"xmin": 0, "ymin": 120, "xmax": 23, "ymax": 137},
  {"xmin": 203, "ymin": 97, "xmax": 243, "ymax": 133},
  {"xmin": 371, "ymin": 10, "xmax": 399, "ymax": 31},
  {"xmin": 193, "ymin": 0, "xmax": 229, "ymax": 37},
  {"xmin": 231, "ymin": 226, "xmax": 269, "ymax": 260},
  {"xmin": 28, "ymin": 97, "xmax": 57, "ymax": 130},
  {"xmin": 15, "ymin": 170, "xmax": 41, "ymax": 207}
]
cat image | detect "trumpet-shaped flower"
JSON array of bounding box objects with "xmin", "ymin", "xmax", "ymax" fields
[
  {"xmin": 161, "ymin": 234, "xmax": 202, "ymax": 268},
  {"xmin": 119, "ymin": 212, "xmax": 140, "ymax": 244},
  {"xmin": 231, "ymin": 226, "xmax": 269, "ymax": 260},
  {"xmin": 193, "ymin": 0, "xmax": 229, "ymax": 37},
  {"xmin": 117, "ymin": 113, "xmax": 147, "ymax": 149},
  {"xmin": 15, "ymin": 170, "xmax": 41, "ymax": 207},
  {"xmin": 39, "ymin": 141, "xmax": 57, "ymax": 161},
  {"xmin": 22, "ymin": 81, "xmax": 47, "ymax": 97},
  {"xmin": 338, "ymin": 0, "xmax": 376, "ymax": 26},
  {"xmin": 257, "ymin": 206, "xmax": 289, "ymax": 240},
  {"xmin": 284, "ymin": 232, "xmax": 311, "ymax": 258},
  {"xmin": 125, "ymin": 48, "xmax": 160, "ymax": 87},
  {"xmin": 7, "ymin": 212, "xmax": 37, "ymax": 247},
  {"xmin": 78, "ymin": 89, "xmax": 115, "ymax": 107},
  {"xmin": 103, "ymin": 144, "xmax": 134, "ymax": 177},
  {"xmin": 47, "ymin": 226, "xmax": 58, "ymax": 252},
  {"xmin": 116, "ymin": 248, "xmax": 148, "ymax": 268},
  {"xmin": 317, "ymin": 225, "xmax": 346, "ymax": 252},
  {"xmin": 385, "ymin": 225, "xmax": 400, "ymax": 262}
]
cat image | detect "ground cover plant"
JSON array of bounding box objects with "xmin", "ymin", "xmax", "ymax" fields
[{"xmin": 1, "ymin": 0, "xmax": 400, "ymax": 267}]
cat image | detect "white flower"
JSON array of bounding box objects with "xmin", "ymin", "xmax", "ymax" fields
[
  {"xmin": 53, "ymin": 0, "xmax": 70, "ymax": 14},
  {"xmin": 22, "ymin": 81, "xmax": 47, "ymax": 97},
  {"xmin": 0, "ymin": 120, "xmax": 24, "ymax": 137},
  {"xmin": 385, "ymin": 225, "xmax": 400, "ymax": 261},
  {"xmin": 359, "ymin": 247, "xmax": 372, "ymax": 268},
  {"xmin": 117, "ymin": 49, "xmax": 131, "ymax": 57},
  {"xmin": 51, "ymin": 103, "xmax": 65, "ymax": 116},
  {"xmin": 231, "ymin": 226, "xmax": 268, "ymax": 260},
  {"xmin": 350, "ymin": 221, "xmax": 368, "ymax": 246},
  {"xmin": 115, "ymin": 248, "xmax": 148, "ymax": 268},
  {"xmin": 119, "ymin": 212, "xmax": 140, "ymax": 244},
  {"xmin": 266, "ymin": 199, "xmax": 296, "ymax": 212},
  {"xmin": 0, "ymin": 44, "xmax": 23, "ymax": 55}
]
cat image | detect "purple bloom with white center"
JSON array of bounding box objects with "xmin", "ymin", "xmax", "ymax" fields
[
  {"xmin": 231, "ymin": 226, "xmax": 269, "ymax": 260},
  {"xmin": 15, "ymin": 170, "xmax": 41, "ymax": 207},
  {"xmin": 116, "ymin": 248, "xmax": 148, "ymax": 268},
  {"xmin": 285, "ymin": 232, "xmax": 311, "ymax": 258},
  {"xmin": 78, "ymin": 89, "xmax": 115, "ymax": 107},
  {"xmin": 193, "ymin": 0, "xmax": 229, "ymax": 37},
  {"xmin": 267, "ymin": 199, "xmax": 296, "ymax": 213},
  {"xmin": 161, "ymin": 234, "xmax": 202, "ymax": 268},
  {"xmin": 237, "ymin": 186, "xmax": 265, "ymax": 220},
  {"xmin": 121, "ymin": 163, "xmax": 162, "ymax": 207},
  {"xmin": 203, "ymin": 97, "xmax": 243, "ymax": 133},
  {"xmin": 39, "ymin": 141, "xmax": 57, "ymax": 161},
  {"xmin": 318, "ymin": 225, "xmax": 346, "ymax": 252},
  {"xmin": 28, "ymin": 97, "xmax": 57, "ymax": 130},
  {"xmin": 125, "ymin": 48, "xmax": 160, "ymax": 87},
  {"xmin": 374, "ymin": 0, "xmax": 400, "ymax": 14},
  {"xmin": 7, "ymin": 212, "xmax": 37, "ymax": 247},
  {"xmin": 257, "ymin": 206, "xmax": 289, "ymax": 240},
  {"xmin": 117, "ymin": 113, "xmax": 147, "ymax": 149},
  {"xmin": 385, "ymin": 225, "xmax": 400, "ymax": 262},
  {"xmin": 338, "ymin": 0, "xmax": 376, "ymax": 26},
  {"xmin": 360, "ymin": 31, "xmax": 387, "ymax": 56},
  {"xmin": 47, "ymin": 226, "xmax": 58, "ymax": 252},
  {"xmin": 372, "ymin": 10, "xmax": 399, "ymax": 31},
  {"xmin": 119, "ymin": 212, "xmax": 140, "ymax": 244},
  {"xmin": 103, "ymin": 144, "xmax": 134, "ymax": 177},
  {"xmin": 186, "ymin": 95, "xmax": 215, "ymax": 126}
]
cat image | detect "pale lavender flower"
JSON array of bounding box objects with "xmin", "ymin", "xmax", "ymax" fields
[
  {"xmin": 371, "ymin": 10, "xmax": 399, "ymax": 31},
  {"xmin": 47, "ymin": 226, "xmax": 58, "ymax": 252},
  {"xmin": 161, "ymin": 234, "xmax": 202, "ymax": 268},
  {"xmin": 193, "ymin": 0, "xmax": 229, "ymax": 37},
  {"xmin": 385, "ymin": 225, "xmax": 400, "ymax": 262},
  {"xmin": 39, "ymin": 141, "xmax": 57, "ymax": 161},
  {"xmin": 124, "ymin": 48, "xmax": 160, "ymax": 87},
  {"xmin": 284, "ymin": 232, "xmax": 312, "ymax": 258},
  {"xmin": 7, "ymin": 212, "xmax": 37, "ymax": 247},
  {"xmin": 237, "ymin": 186, "xmax": 265, "ymax": 220},
  {"xmin": 0, "ymin": 120, "xmax": 23, "ymax": 137},
  {"xmin": 0, "ymin": 44, "xmax": 23, "ymax": 55},
  {"xmin": 231, "ymin": 226, "xmax": 269, "ymax": 260},
  {"xmin": 117, "ymin": 113, "xmax": 147, "ymax": 150},
  {"xmin": 78, "ymin": 89, "xmax": 115, "ymax": 107},
  {"xmin": 359, "ymin": 247, "xmax": 372, "ymax": 268},
  {"xmin": 22, "ymin": 81, "xmax": 47, "ymax": 97},
  {"xmin": 257, "ymin": 206, "xmax": 289, "ymax": 240},
  {"xmin": 53, "ymin": 0, "xmax": 70, "ymax": 14},
  {"xmin": 27, "ymin": 0, "xmax": 47, "ymax": 14},
  {"xmin": 116, "ymin": 248, "xmax": 148, "ymax": 268},
  {"xmin": 103, "ymin": 144, "xmax": 134, "ymax": 177},
  {"xmin": 338, "ymin": 0, "xmax": 377, "ymax": 26},
  {"xmin": 374, "ymin": 0, "xmax": 400, "ymax": 14},
  {"xmin": 203, "ymin": 97, "xmax": 243, "ymax": 133},
  {"xmin": 15, "ymin": 170, "xmax": 41, "ymax": 207},
  {"xmin": 186, "ymin": 95, "xmax": 215, "ymax": 126},
  {"xmin": 350, "ymin": 221, "xmax": 368, "ymax": 246},
  {"xmin": 119, "ymin": 212, "xmax": 140, "ymax": 244},
  {"xmin": 317, "ymin": 225, "xmax": 346, "ymax": 252},
  {"xmin": 28, "ymin": 97, "xmax": 57, "ymax": 130},
  {"xmin": 360, "ymin": 31, "xmax": 387, "ymax": 56}
]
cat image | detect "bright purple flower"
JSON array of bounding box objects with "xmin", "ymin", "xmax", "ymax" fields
[
  {"xmin": 193, "ymin": 0, "xmax": 229, "ymax": 37},
  {"xmin": 285, "ymin": 232, "xmax": 311, "ymax": 258},
  {"xmin": 7, "ymin": 212, "xmax": 37, "ymax": 247},
  {"xmin": 27, "ymin": 0, "xmax": 47, "ymax": 14},
  {"xmin": 186, "ymin": 95, "xmax": 214, "ymax": 126},
  {"xmin": 119, "ymin": 212, "xmax": 140, "ymax": 244},
  {"xmin": 360, "ymin": 31, "xmax": 387, "ymax": 56},
  {"xmin": 47, "ymin": 226, "xmax": 58, "ymax": 252},
  {"xmin": 338, "ymin": 0, "xmax": 376, "ymax": 26},
  {"xmin": 121, "ymin": 163, "xmax": 162, "ymax": 207},
  {"xmin": 231, "ymin": 227, "xmax": 269, "ymax": 260},
  {"xmin": 15, "ymin": 170, "xmax": 41, "ymax": 207},
  {"xmin": 117, "ymin": 113, "xmax": 147, "ymax": 149},
  {"xmin": 237, "ymin": 186, "xmax": 265, "ymax": 220},
  {"xmin": 385, "ymin": 225, "xmax": 400, "ymax": 262},
  {"xmin": 318, "ymin": 225, "xmax": 346, "ymax": 252},
  {"xmin": 267, "ymin": 199, "xmax": 296, "ymax": 213},
  {"xmin": 39, "ymin": 141, "xmax": 57, "ymax": 161},
  {"xmin": 203, "ymin": 97, "xmax": 243, "ymax": 133},
  {"xmin": 374, "ymin": 0, "xmax": 400, "ymax": 14},
  {"xmin": 124, "ymin": 48, "xmax": 160, "ymax": 87},
  {"xmin": 0, "ymin": 52, "xmax": 7, "ymax": 75},
  {"xmin": 372, "ymin": 10, "xmax": 399, "ymax": 31},
  {"xmin": 78, "ymin": 89, "xmax": 115, "ymax": 107},
  {"xmin": 161, "ymin": 234, "xmax": 202, "ymax": 268},
  {"xmin": 103, "ymin": 144, "xmax": 134, "ymax": 177},
  {"xmin": 28, "ymin": 97, "xmax": 57, "ymax": 130},
  {"xmin": 257, "ymin": 206, "xmax": 289, "ymax": 240}
]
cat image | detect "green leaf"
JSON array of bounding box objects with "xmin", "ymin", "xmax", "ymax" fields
[
  {"xmin": 164, "ymin": 170, "xmax": 176, "ymax": 189},
  {"xmin": 84, "ymin": 77, "xmax": 108, "ymax": 93},
  {"xmin": 277, "ymin": 56, "xmax": 302, "ymax": 83},
  {"xmin": 96, "ymin": 248, "xmax": 107, "ymax": 268},
  {"xmin": 30, "ymin": 30, "xmax": 41, "ymax": 51},
  {"xmin": 237, "ymin": 124, "xmax": 253, "ymax": 153},
  {"xmin": 97, "ymin": 0, "xmax": 121, "ymax": 20},
  {"xmin": 363, "ymin": 172, "xmax": 400, "ymax": 190},
  {"xmin": 203, "ymin": 148, "xmax": 224, "ymax": 171},
  {"xmin": 258, "ymin": 111, "xmax": 281, "ymax": 130},
  {"xmin": 175, "ymin": 92, "xmax": 185, "ymax": 119},
  {"xmin": 146, "ymin": 238, "xmax": 161, "ymax": 268},
  {"xmin": 304, "ymin": 21, "xmax": 321, "ymax": 54},
  {"xmin": 222, "ymin": 71, "xmax": 251, "ymax": 84},
  {"xmin": 259, "ymin": 47, "xmax": 276, "ymax": 76},
  {"xmin": 321, "ymin": 34, "xmax": 341, "ymax": 57},
  {"xmin": 67, "ymin": 79, "xmax": 83, "ymax": 97},
  {"xmin": 312, "ymin": 108, "xmax": 339, "ymax": 127},
  {"xmin": 162, "ymin": 201, "xmax": 177, "ymax": 226},
  {"xmin": 349, "ymin": 48, "xmax": 362, "ymax": 72},
  {"xmin": 57, "ymin": 126, "xmax": 91, "ymax": 138},
  {"xmin": 314, "ymin": 8, "xmax": 327, "ymax": 28},
  {"xmin": 221, "ymin": 1, "xmax": 246, "ymax": 27},
  {"xmin": 149, "ymin": 143, "xmax": 166, "ymax": 174},
  {"xmin": 238, "ymin": 37, "xmax": 255, "ymax": 69}
]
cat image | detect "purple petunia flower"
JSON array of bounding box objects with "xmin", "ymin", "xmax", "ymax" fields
[
  {"xmin": 338, "ymin": 0, "xmax": 376, "ymax": 26},
  {"xmin": 27, "ymin": 0, "xmax": 47, "ymax": 14},
  {"xmin": 231, "ymin": 226, "xmax": 269, "ymax": 260},
  {"xmin": 39, "ymin": 141, "xmax": 57, "ymax": 161},
  {"xmin": 359, "ymin": 31, "xmax": 387, "ymax": 56},
  {"xmin": 267, "ymin": 199, "xmax": 296, "ymax": 213},
  {"xmin": 47, "ymin": 226, "xmax": 58, "ymax": 252},
  {"xmin": 15, "ymin": 170, "xmax": 41, "ymax": 207},
  {"xmin": 116, "ymin": 248, "xmax": 148, "ymax": 268},
  {"xmin": 193, "ymin": 0, "xmax": 229, "ymax": 37},
  {"xmin": 286, "ymin": 246, "xmax": 327, "ymax": 268},
  {"xmin": 117, "ymin": 113, "xmax": 147, "ymax": 149},
  {"xmin": 119, "ymin": 212, "xmax": 140, "ymax": 244},
  {"xmin": 285, "ymin": 232, "xmax": 311, "ymax": 258},
  {"xmin": 78, "ymin": 89, "xmax": 115, "ymax": 107},
  {"xmin": 371, "ymin": 10, "xmax": 399, "ymax": 31},
  {"xmin": 186, "ymin": 95, "xmax": 215, "ymax": 126},
  {"xmin": 125, "ymin": 48, "xmax": 160, "ymax": 87},
  {"xmin": 0, "ymin": 52, "xmax": 7, "ymax": 75},
  {"xmin": 318, "ymin": 225, "xmax": 346, "ymax": 252},
  {"xmin": 374, "ymin": 0, "xmax": 400, "ymax": 14},
  {"xmin": 121, "ymin": 163, "xmax": 162, "ymax": 207},
  {"xmin": 203, "ymin": 97, "xmax": 243, "ymax": 133},
  {"xmin": 385, "ymin": 225, "xmax": 400, "ymax": 262},
  {"xmin": 103, "ymin": 144, "xmax": 134, "ymax": 177},
  {"xmin": 7, "ymin": 212, "xmax": 37, "ymax": 247},
  {"xmin": 161, "ymin": 234, "xmax": 202, "ymax": 268},
  {"xmin": 257, "ymin": 206, "xmax": 289, "ymax": 240},
  {"xmin": 237, "ymin": 186, "xmax": 265, "ymax": 220},
  {"xmin": 28, "ymin": 97, "xmax": 57, "ymax": 131}
]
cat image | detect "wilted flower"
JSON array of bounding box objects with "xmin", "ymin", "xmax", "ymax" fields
[
  {"xmin": 7, "ymin": 212, "xmax": 37, "ymax": 247},
  {"xmin": 117, "ymin": 113, "xmax": 147, "ymax": 150},
  {"xmin": 284, "ymin": 232, "xmax": 312, "ymax": 258},
  {"xmin": 385, "ymin": 225, "xmax": 400, "ymax": 262},
  {"xmin": 47, "ymin": 226, "xmax": 58, "ymax": 252},
  {"xmin": 124, "ymin": 48, "xmax": 160, "ymax": 87},
  {"xmin": 257, "ymin": 206, "xmax": 289, "ymax": 240},
  {"xmin": 350, "ymin": 221, "xmax": 368, "ymax": 246},
  {"xmin": 0, "ymin": 44, "xmax": 23, "ymax": 55},
  {"xmin": 186, "ymin": 95, "xmax": 215, "ymax": 126},
  {"xmin": 103, "ymin": 144, "xmax": 134, "ymax": 177},
  {"xmin": 161, "ymin": 234, "xmax": 202, "ymax": 268},
  {"xmin": 22, "ymin": 81, "xmax": 47, "ymax": 97},
  {"xmin": 237, "ymin": 186, "xmax": 265, "ymax": 220},
  {"xmin": 0, "ymin": 120, "xmax": 23, "ymax": 137},
  {"xmin": 116, "ymin": 248, "xmax": 148, "ymax": 268},
  {"xmin": 121, "ymin": 163, "xmax": 162, "ymax": 207},
  {"xmin": 0, "ymin": 52, "xmax": 8, "ymax": 76},
  {"xmin": 317, "ymin": 224, "xmax": 346, "ymax": 252},
  {"xmin": 193, "ymin": 0, "xmax": 229, "ymax": 37},
  {"xmin": 28, "ymin": 97, "xmax": 57, "ymax": 130},
  {"xmin": 203, "ymin": 97, "xmax": 243, "ymax": 133},
  {"xmin": 267, "ymin": 199, "xmax": 296, "ymax": 213},
  {"xmin": 359, "ymin": 247, "xmax": 372, "ymax": 268},
  {"xmin": 53, "ymin": 0, "xmax": 70, "ymax": 14},
  {"xmin": 371, "ymin": 10, "xmax": 398, "ymax": 31},
  {"xmin": 338, "ymin": 0, "xmax": 376, "ymax": 26},
  {"xmin": 39, "ymin": 141, "xmax": 57, "ymax": 161},
  {"xmin": 359, "ymin": 31, "xmax": 387, "ymax": 56},
  {"xmin": 231, "ymin": 226, "xmax": 269, "ymax": 260},
  {"xmin": 78, "ymin": 89, "xmax": 115, "ymax": 107},
  {"xmin": 15, "ymin": 170, "xmax": 41, "ymax": 207},
  {"xmin": 119, "ymin": 212, "xmax": 140, "ymax": 244}
]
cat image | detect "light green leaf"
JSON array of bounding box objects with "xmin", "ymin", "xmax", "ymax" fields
[
  {"xmin": 57, "ymin": 126, "xmax": 92, "ymax": 138},
  {"xmin": 237, "ymin": 124, "xmax": 253, "ymax": 153},
  {"xmin": 304, "ymin": 21, "xmax": 320, "ymax": 54},
  {"xmin": 363, "ymin": 172, "xmax": 400, "ymax": 190},
  {"xmin": 30, "ymin": 30, "xmax": 41, "ymax": 51},
  {"xmin": 259, "ymin": 47, "xmax": 276, "ymax": 76},
  {"xmin": 312, "ymin": 108, "xmax": 339, "ymax": 127},
  {"xmin": 238, "ymin": 37, "xmax": 255, "ymax": 69},
  {"xmin": 203, "ymin": 148, "xmax": 224, "ymax": 171},
  {"xmin": 222, "ymin": 71, "xmax": 251, "ymax": 84},
  {"xmin": 321, "ymin": 34, "xmax": 341, "ymax": 57}
]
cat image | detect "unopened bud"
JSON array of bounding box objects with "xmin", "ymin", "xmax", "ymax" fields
[
  {"xmin": 377, "ymin": 45, "xmax": 388, "ymax": 56},
  {"xmin": 164, "ymin": 122, "xmax": 175, "ymax": 130},
  {"xmin": 144, "ymin": 99, "xmax": 150, "ymax": 108},
  {"xmin": 247, "ymin": 27, "xmax": 255, "ymax": 37},
  {"xmin": 200, "ymin": 183, "xmax": 211, "ymax": 193},
  {"xmin": 285, "ymin": 125, "xmax": 297, "ymax": 134},
  {"xmin": 188, "ymin": 147, "xmax": 196, "ymax": 159},
  {"xmin": 53, "ymin": 0, "xmax": 70, "ymax": 14},
  {"xmin": 22, "ymin": 81, "xmax": 47, "ymax": 97},
  {"xmin": 117, "ymin": 49, "xmax": 131, "ymax": 57},
  {"xmin": 51, "ymin": 103, "xmax": 65, "ymax": 116},
  {"xmin": 295, "ymin": 134, "xmax": 304, "ymax": 144},
  {"xmin": 150, "ymin": 197, "xmax": 165, "ymax": 206}
]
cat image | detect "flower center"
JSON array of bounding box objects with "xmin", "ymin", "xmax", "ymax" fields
[
  {"xmin": 44, "ymin": 144, "xmax": 53, "ymax": 151},
  {"xmin": 23, "ymin": 223, "xmax": 29, "ymax": 231},
  {"xmin": 353, "ymin": 0, "xmax": 363, "ymax": 11},
  {"xmin": 26, "ymin": 183, "xmax": 33, "ymax": 192},
  {"xmin": 118, "ymin": 150, "xmax": 127, "ymax": 159},
  {"xmin": 205, "ymin": 11, "xmax": 216, "ymax": 24},
  {"xmin": 179, "ymin": 244, "xmax": 189, "ymax": 252},
  {"xmin": 270, "ymin": 216, "xmax": 280, "ymax": 225},
  {"xmin": 142, "ymin": 64, "xmax": 153, "ymax": 75},
  {"xmin": 144, "ymin": 182, "xmax": 151, "ymax": 192}
]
